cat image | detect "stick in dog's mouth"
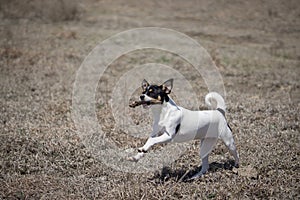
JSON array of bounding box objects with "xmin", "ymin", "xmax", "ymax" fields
[{"xmin": 129, "ymin": 100, "xmax": 161, "ymax": 108}]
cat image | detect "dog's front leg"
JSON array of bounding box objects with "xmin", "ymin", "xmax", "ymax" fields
[
  {"xmin": 127, "ymin": 131, "xmax": 173, "ymax": 162},
  {"xmin": 139, "ymin": 122, "xmax": 180, "ymax": 153},
  {"xmin": 128, "ymin": 121, "xmax": 179, "ymax": 162},
  {"xmin": 127, "ymin": 128, "xmax": 161, "ymax": 162},
  {"xmin": 140, "ymin": 131, "xmax": 173, "ymax": 152}
]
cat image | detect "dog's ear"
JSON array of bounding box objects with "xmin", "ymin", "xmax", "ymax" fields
[
  {"xmin": 142, "ymin": 79, "xmax": 149, "ymax": 92},
  {"xmin": 162, "ymin": 79, "xmax": 173, "ymax": 94}
]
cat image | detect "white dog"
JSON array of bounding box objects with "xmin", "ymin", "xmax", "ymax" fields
[{"xmin": 128, "ymin": 79, "xmax": 239, "ymax": 179}]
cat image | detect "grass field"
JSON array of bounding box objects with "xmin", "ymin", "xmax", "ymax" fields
[{"xmin": 0, "ymin": 0, "xmax": 299, "ymax": 199}]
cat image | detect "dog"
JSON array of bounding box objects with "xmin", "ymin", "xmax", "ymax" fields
[{"xmin": 128, "ymin": 79, "xmax": 239, "ymax": 179}]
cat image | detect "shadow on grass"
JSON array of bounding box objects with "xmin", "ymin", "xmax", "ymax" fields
[{"xmin": 149, "ymin": 160, "xmax": 236, "ymax": 182}]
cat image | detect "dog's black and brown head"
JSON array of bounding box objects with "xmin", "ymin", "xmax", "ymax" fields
[
  {"xmin": 140, "ymin": 78, "xmax": 173, "ymax": 103},
  {"xmin": 129, "ymin": 79, "xmax": 173, "ymax": 108}
]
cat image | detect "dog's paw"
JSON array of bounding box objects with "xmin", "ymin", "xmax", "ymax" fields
[
  {"xmin": 188, "ymin": 171, "xmax": 206, "ymax": 181},
  {"xmin": 127, "ymin": 156, "xmax": 138, "ymax": 162}
]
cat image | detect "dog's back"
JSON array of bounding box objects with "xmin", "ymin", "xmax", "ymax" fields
[{"xmin": 172, "ymin": 105, "xmax": 228, "ymax": 143}]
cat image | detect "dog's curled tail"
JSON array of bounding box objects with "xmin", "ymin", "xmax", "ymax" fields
[{"xmin": 205, "ymin": 92, "xmax": 226, "ymax": 111}]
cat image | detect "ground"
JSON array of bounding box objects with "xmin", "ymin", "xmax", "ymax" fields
[{"xmin": 0, "ymin": 0, "xmax": 299, "ymax": 199}]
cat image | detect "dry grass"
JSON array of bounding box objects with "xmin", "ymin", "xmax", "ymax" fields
[
  {"xmin": 0, "ymin": 0, "xmax": 81, "ymax": 22},
  {"xmin": 0, "ymin": 0, "xmax": 299, "ymax": 199}
]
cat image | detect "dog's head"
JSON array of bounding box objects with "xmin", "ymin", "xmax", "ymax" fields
[{"xmin": 139, "ymin": 79, "xmax": 173, "ymax": 108}]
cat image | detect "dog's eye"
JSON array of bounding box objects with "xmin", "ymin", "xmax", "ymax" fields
[
  {"xmin": 148, "ymin": 90, "xmax": 156, "ymax": 96},
  {"xmin": 147, "ymin": 88, "xmax": 154, "ymax": 95}
]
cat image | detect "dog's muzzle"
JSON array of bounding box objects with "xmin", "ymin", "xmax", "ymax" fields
[{"xmin": 140, "ymin": 95, "xmax": 151, "ymax": 108}]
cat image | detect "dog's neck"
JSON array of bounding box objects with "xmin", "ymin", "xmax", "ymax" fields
[{"xmin": 150, "ymin": 97, "xmax": 178, "ymax": 120}]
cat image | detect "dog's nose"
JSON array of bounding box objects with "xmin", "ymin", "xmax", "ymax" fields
[{"xmin": 140, "ymin": 95, "xmax": 145, "ymax": 100}]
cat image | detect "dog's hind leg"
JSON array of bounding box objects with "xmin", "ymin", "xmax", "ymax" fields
[
  {"xmin": 199, "ymin": 138, "xmax": 217, "ymax": 173},
  {"xmin": 220, "ymin": 126, "xmax": 239, "ymax": 168},
  {"xmin": 190, "ymin": 138, "xmax": 216, "ymax": 180},
  {"xmin": 200, "ymin": 152, "xmax": 209, "ymax": 175},
  {"xmin": 189, "ymin": 154, "xmax": 209, "ymax": 180}
]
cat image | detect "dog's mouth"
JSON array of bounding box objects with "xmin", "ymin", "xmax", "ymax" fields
[{"xmin": 142, "ymin": 101, "xmax": 151, "ymax": 109}]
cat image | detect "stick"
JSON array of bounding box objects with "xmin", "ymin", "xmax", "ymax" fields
[{"xmin": 129, "ymin": 100, "xmax": 161, "ymax": 108}]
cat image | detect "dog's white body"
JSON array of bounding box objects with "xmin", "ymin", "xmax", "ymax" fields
[{"xmin": 130, "ymin": 91, "xmax": 239, "ymax": 178}]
